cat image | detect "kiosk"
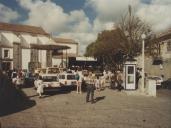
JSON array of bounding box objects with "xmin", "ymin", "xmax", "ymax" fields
[{"xmin": 124, "ymin": 60, "xmax": 137, "ymax": 90}]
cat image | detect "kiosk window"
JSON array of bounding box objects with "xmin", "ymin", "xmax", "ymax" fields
[
  {"xmin": 128, "ymin": 76, "xmax": 134, "ymax": 83},
  {"xmin": 128, "ymin": 66, "xmax": 134, "ymax": 74}
]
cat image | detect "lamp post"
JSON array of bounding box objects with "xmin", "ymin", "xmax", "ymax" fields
[{"xmin": 141, "ymin": 33, "xmax": 146, "ymax": 92}]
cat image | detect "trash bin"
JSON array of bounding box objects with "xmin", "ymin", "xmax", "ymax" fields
[{"xmin": 146, "ymin": 79, "xmax": 156, "ymax": 97}]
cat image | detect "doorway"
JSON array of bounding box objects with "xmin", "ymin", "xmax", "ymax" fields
[{"xmin": 2, "ymin": 61, "xmax": 11, "ymax": 71}]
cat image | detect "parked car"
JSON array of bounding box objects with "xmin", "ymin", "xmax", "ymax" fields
[
  {"xmin": 34, "ymin": 74, "xmax": 60, "ymax": 90},
  {"xmin": 58, "ymin": 72, "xmax": 77, "ymax": 86},
  {"xmin": 162, "ymin": 78, "xmax": 171, "ymax": 89},
  {"xmin": 35, "ymin": 67, "xmax": 65, "ymax": 76},
  {"xmin": 148, "ymin": 76, "xmax": 163, "ymax": 88},
  {"xmin": 24, "ymin": 72, "xmax": 35, "ymax": 87}
]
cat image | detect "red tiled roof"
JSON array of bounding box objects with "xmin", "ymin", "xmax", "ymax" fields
[
  {"xmin": 0, "ymin": 22, "xmax": 49, "ymax": 36},
  {"xmin": 53, "ymin": 37, "xmax": 78, "ymax": 44},
  {"xmin": 157, "ymin": 28, "xmax": 171, "ymax": 42}
]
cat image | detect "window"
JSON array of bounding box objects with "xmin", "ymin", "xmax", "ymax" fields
[
  {"xmin": 4, "ymin": 50, "xmax": 9, "ymax": 58},
  {"xmin": 167, "ymin": 41, "xmax": 171, "ymax": 52},
  {"xmin": 42, "ymin": 76, "xmax": 57, "ymax": 82},
  {"xmin": 128, "ymin": 66, "xmax": 134, "ymax": 74},
  {"xmin": 67, "ymin": 75, "xmax": 76, "ymax": 80}
]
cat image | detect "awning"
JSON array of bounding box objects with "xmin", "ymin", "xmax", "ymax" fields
[
  {"xmin": 20, "ymin": 34, "xmax": 37, "ymax": 49},
  {"xmin": 0, "ymin": 32, "xmax": 20, "ymax": 48}
]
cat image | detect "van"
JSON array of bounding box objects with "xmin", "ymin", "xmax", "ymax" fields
[
  {"xmin": 34, "ymin": 74, "xmax": 60, "ymax": 89},
  {"xmin": 58, "ymin": 72, "xmax": 77, "ymax": 86}
]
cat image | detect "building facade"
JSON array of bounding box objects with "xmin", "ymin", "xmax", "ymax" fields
[
  {"xmin": 0, "ymin": 22, "xmax": 70, "ymax": 72},
  {"xmin": 136, "ymin": 29, "xmax": 171, "ymax": 80},
  {"xmin": 52, "ymin": 38, "xmax": 79, "ymax": 68}
]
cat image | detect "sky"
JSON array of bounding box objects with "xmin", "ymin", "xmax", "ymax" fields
[{"xmin": 0, "ymin": 0, "xmax": 171, "ymax": 55}]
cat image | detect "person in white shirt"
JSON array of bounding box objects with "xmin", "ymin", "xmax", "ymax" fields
[
  {"xmin": 95, "ymin": 76, "xmax": 100, "ymax": 91},
  {"xmin": 36, "ymin": 76, "xmax": 44, "ymax": 98},
  {"xmin": 76, "ymin": 70, "xmax": 83, "ymax": 94}
]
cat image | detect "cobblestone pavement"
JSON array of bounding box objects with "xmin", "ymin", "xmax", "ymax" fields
[{"xmin": 0, "ymin": 87, "xmax": 171, "ymax": 128}]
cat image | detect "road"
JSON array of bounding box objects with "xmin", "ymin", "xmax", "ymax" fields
[{"xmin": 0, "ymin": 87, "xmax": 171, "ymax": 128}]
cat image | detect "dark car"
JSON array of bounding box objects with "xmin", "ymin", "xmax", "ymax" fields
[
  {"xmin": 162, "ymin": 78, "xmax": 171, "ymax": 89},
  {"xmin": 24, "ymin": 72, "xmax": 35, "ymax": 87}
]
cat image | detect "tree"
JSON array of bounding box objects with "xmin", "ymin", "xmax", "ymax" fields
[{"xmin": 85, "ymin": 5, "xmax": 152, "ymax": 70}]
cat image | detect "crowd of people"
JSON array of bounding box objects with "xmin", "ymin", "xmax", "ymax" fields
[
  {"xmin": 1, "ymin": 67, "xmax": 142, "ymax": 104},
  {"xmin": 73, "ymin": 69, "xmax": 126, "ymax": 104}
]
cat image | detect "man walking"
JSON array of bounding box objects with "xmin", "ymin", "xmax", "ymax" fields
[{"xmin": 85, "ymin": 71, "xmax": 95, "ymax": 104}]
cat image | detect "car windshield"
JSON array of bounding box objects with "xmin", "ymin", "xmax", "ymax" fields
[
  {"xmin": 67, "ymin": 75, "xmax": 76, "ymax": 80},
  {"xmin": 40, "ymin": 69, "xmax": 46, "ymax": 73},
  {"xmin": 42, "ymin": 76, "xmax": 57, "ymax": 82},
  {"xmin": 59, "ymin": 75, "xmax": 65, "ymax": 79},
  {"xmin": 47, "ymin": 68, "xmax": 60, "ymax": 74}
]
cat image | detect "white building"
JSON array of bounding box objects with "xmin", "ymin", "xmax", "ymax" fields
[
  {"xmin": 0, "ymin": 22, "xmax": 70, "ymax": 72},
  {"xmin": 52, "ymin": 37, "xmax": 79, "ymax": 68}
]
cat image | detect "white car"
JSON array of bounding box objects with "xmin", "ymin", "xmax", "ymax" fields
[
  {"xmin": 58, "ymin": 73, "xmax": 77, "ymax": 86},
  {"xmin": 148, "ymin": 76, "xmax": 163, "ymax": 86},
  {"xmin": 34, "ymin": 74, "xmax": 60, "ymax": 89}
]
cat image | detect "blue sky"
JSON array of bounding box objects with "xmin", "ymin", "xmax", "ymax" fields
[{"xmin": 0, "ymin": 0, "xmax": 171, "ymax": 54}]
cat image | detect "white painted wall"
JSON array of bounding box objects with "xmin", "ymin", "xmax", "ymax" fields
[
  {"xmin": 2, "ymin": 48, "xmax": 13, "ymax": 59},
  {"xmin": 22, "ymin": 49, "xmax": 30, "ymax": 70},
  {"xmin": 66, "ymin": 44, "xmax": 77, "ymax": 54},
  {"xmin": 161, "ymin": 40, "xmax": 171, "ymax": 60}
]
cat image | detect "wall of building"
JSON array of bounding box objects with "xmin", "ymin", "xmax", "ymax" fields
[
  {"xmin": 161, "ymin": 39, "xmax": 171, "ymax": 60},
  {"xmin": 38, "ymin": 50, "xmax": 47, "ymax": 68},
  {"xmin": 22, "ymin": 49, "xmax": 30, "ymax": 70},
  {"xmin": 136, "ymin": 56, "xmax": 171, "ymax": 80},
  {"xmin": 67, "ymin": 43, "xmax": 78, "ymax": 54},
  {"xmin": 1, "ymin": 48, "xmax": 13, "ymax": 59}
]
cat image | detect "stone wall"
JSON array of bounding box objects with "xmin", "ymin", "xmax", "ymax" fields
[{"xmin": 137, "ymin": 56, "xmax": 171, "ymax": 80}]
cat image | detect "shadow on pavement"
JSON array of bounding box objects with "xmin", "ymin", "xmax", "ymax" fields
[
  {"xmin": 42, "ymin": 86, "xmax": 74, "ymax": 98},
  {"xmin": 0, "ymin": 86, "xmax": 36, "ymax": 117},
  {"xmin": 95, "ymin": 96, "xmax": 106, "ymax": 103}
]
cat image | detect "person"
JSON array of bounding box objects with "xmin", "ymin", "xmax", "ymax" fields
[
  {"xmin": 85, "ymin": 71, "xmax": 96, "ymax": 104},
  {"xmin": 75, "ymin": 71, "xmax": 82, "ymax": 94},
  {"xmin": 136, "ymin": 68, "xmax": 141, "ymax": 89},
  {"xmin": 117, "ymin": 70, "xmax": 123, "ymax": 91},
  {"xmin": 11, "ymin": 69, "xmax": 17, "ymax": 84},
  {"xmin": 16, "ymin": 70, "xmax": 24, "ymax": 89},
  {"xmin": 110, "ymin": 74, "xmax": 116, "ymax": 89},
  {"xmin": 36, "ymin": 76, "xmax": 44, "ymax": 98},
  {"xmin": 95, "ymin": 76, "xmax": 100, "ymax": 91}
]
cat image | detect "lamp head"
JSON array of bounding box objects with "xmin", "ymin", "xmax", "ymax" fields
[{"xmin": 141, "ymin": 34, "xmax": 146, "ymax": 39}]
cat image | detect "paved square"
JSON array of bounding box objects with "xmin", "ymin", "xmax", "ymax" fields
[{"xmin": 0, "ymin": 87, "xmax": 171, "ymax": 128}]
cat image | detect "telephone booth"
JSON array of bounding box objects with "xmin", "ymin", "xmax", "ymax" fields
[{"xmin": 124, "ymin": 60, "xmax": 137, "ymax": 90}]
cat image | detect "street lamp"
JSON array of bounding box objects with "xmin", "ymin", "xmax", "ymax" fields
[{"xmin": 141, "ymin": 33, "xmax": 146, "ymax": 92}]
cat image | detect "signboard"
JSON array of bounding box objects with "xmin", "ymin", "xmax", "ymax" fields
[{"xmin": 76, "ymin": 57, "xmax": 97, "ymax": 61}]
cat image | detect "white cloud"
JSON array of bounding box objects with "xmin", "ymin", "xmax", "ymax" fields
[
  {"xmin": 137, "ymin": 0, "xmax": 171, "ymax": 32},
  {"xmin": 15, "ymin": 0, "xmax": 171, "ymax": 54},
  {"xmin": 86, "ymin": 0, "xmax": 140, "ymax": 23},
  {"xmin": 0, "ymin": 4, "xmax": 19, "ymax": 22},
  {"xmin": 58, "ymin": 32, "xmax": 97, "ymax": 55},
  {"xmin": 17, "ymin": 0, "xmax": 92, "ymax": 33},
  {"xmin": 16, "ymin": 0, "xmax": 95, "ymax": 55}
]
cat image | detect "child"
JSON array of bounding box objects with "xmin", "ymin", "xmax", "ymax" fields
[
  {"xmin": 36, "ymin": 76, "xmax": 44, "ymax": 98},
  {"xmin": 95, "ymin": 76, "xmax": 100, "ymax": 91}
]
